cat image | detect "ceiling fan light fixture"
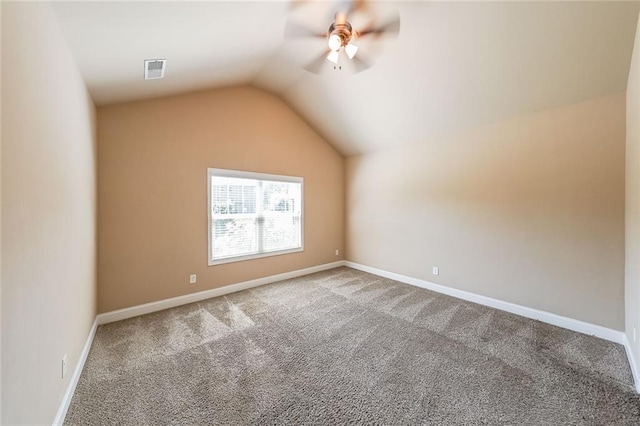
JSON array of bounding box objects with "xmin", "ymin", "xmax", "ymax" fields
[
  {"xmin": 328, "ymin": 34, "xmax": 342, "ymax": 51},
  {"xmin": 327, "ymin": 50, "xmax": 340, "ymax": 64},
  {"xmin": 345, "ymin": 43, "xmax": 358, "ymax": 59},
  {"xmin": 286, "ymin": 5, "xmax": 400, "ymax": 74}
]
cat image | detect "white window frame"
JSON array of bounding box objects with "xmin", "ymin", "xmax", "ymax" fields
[{"xmin": 207, "ymin": 168, "xmax": 304, "ymax": 266}]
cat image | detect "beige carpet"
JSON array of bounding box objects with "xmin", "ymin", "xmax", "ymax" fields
[{"xmin": 65, "ymin": 267, "xmax": 640, "ymax": 424}]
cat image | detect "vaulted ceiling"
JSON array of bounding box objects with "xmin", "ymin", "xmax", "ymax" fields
[{"xmin": 52, "ymin": 1, "xmax": 640, "ymax": 156}]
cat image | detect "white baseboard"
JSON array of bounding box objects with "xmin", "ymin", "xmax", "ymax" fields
[
  {"xmin": 344, "ymin": 261, "xmax": 625, "ymax": 345},
  {"xmin": 96, "ymin": 261, "xmax": 345, "ymax": 325},
  {"xmin": 623, "ymin": 335, "xmax": 640, "ymax": 393},
  {"xmin": 52, "ymin": 318, "xmax": 98, "ymax": 426}
]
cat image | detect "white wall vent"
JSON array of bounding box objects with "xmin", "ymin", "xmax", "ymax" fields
[{"xmin": 144, "ymin": 59, "xmax": 166, "ymax": 80}]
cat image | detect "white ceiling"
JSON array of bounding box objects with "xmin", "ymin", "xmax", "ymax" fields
[{"xmin": 52, "ymin": 1, "xmax": 640, "ymax": 156}]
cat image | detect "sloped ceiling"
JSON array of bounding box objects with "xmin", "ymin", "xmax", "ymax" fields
[{"xmin": 52, "ymin": 1, "xmax": 640, "ymax": 156}]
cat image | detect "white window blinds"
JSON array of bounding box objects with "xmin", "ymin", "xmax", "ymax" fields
[{"xmin": 208, "ymin": 168, "xmax": 303, "ymax": 265}]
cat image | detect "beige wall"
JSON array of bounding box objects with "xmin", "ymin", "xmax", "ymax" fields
[
  {"xmin": 346, "ymin": 92, "xmax": 626, "ymax": 330},
  {"xmin": 1, "ymin": 2, "xmax": 97, "ymax": 425},
  {"xmin": 626, "ymin": 13, "xmax": 640, "ymax": 371},
  {"xmin": 97, "ymin": 86, "xmax": 344, "ymax": 313}
]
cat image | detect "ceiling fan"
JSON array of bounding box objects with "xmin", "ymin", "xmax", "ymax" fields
[{"xmin": 284, "ymin": 1, "xmax": 400, "ymax": 74}]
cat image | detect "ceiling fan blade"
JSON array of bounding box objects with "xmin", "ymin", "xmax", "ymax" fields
[
  {"xmin": 304, "ymin": 49, "xmax": 331, "ymax": 74},
  {"xmin": 335, "ymin": 11, "xmax": 348, "ymax": 25},
  {"xmin": 347, "ymin": 0, "xmax": 368, "ymax": 15},
  {"xmin": 358, "ymin": 15, "xmax": 400, "ymax": 38},
  {"xmin": 351, "ymin": 54, "xmax": 371, "ymax": 73},
  {"xmin": 284, "ymin": 20, "xmax": 326, "ymax": 39},
  {"xmin": 288, "ymin": 0, "xmax": 312, "ymax": 10}
]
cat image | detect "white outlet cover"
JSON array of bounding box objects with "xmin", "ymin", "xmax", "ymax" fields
[
  {"xmin": 335, "ymin": 249, "xmax": 339, "ymax": 256},
  {"xmin": 189, "ymin": 274, "xmax": 197, "ymax": 284},
  {"xmin": 432, "ymin": 267, "xmax": 439, "ymax": 275}
]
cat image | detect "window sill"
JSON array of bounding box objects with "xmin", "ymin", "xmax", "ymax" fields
[{"xmin": 208, "ymin": 247, "xmax": 303, "ymax": 266}]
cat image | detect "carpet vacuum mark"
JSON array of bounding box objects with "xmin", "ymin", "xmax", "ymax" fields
[{"xmin": 65, "ymin": 267, "xmax": 640, "ymax": 425}]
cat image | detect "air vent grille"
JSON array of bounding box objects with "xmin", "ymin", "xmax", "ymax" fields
[{"xmin": 144, "ymin": 59, "xmax": 166, "ymax": 80}]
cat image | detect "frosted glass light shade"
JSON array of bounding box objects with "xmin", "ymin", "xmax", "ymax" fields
[
  {"xmin": 327, "ymin": 50, "xmax": 340, "ymax": 64},
  {"xmin": 345, "ymin": 43, "xmax": 358, "ymax": 59},
  {"xmin": 328, "ymin": 34, "xmax": 342, "ymax": 51}
]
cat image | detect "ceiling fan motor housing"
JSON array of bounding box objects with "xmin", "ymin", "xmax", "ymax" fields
[{"xmin": 328, "ymin": 22, "xmax": 354, "ymax": 48}]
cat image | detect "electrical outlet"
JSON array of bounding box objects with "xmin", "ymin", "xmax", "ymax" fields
[
  {"xmin": 335, "ymin": 249, "xmax": 340, "ymax": 256},
  {"xmin": 189, "ymin": 274, "xmax": 197, "ymax": 284},
  {"xmin": 62, "ymin": 354, "xmax": 67, "ymax": 379},
  {"xmin": 432, "ymin": 266, "xmax": 439, "ymax": 276}
]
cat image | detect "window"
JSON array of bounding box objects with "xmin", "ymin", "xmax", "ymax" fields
[{"xmin": 208, "ymin": 168, "xmax": 303, "ymax": 265}]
